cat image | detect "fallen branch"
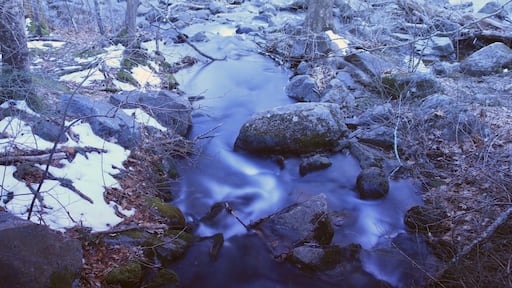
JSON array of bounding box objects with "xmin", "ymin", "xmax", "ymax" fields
[
  {"xmin": 451, "ymin": 205, "xmax": 512, "ymax": 265},
  {"xmin": 0, "ymin": 153, "xmax": 68, "ymax": 165},
  {"xmin": 0, "ymin": 146, "xmax": 107, "ymax": 165},
  {"xmin": 434, "ymin": 205, "xmax": 512, "ymax": 280}
]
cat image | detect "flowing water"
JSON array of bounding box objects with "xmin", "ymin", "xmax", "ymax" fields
[{"xmin": 162, "ymin": 18, "xmax": 426, "ymax": 288}]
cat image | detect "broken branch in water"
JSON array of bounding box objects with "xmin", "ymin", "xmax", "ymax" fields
[{"xmin": 225, "ymin": 202, "xmax": 250, "ymax": 231}]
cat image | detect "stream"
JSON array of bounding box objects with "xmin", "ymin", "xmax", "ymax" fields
[{"xmin": 160, "ymin": 14, "xmax": 425, "ymax": 288}]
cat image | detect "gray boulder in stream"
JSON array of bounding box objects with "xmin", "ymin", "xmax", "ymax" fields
[{"xmin": 234, "ymin": 103, "xmax": 348, "ymax": 155}]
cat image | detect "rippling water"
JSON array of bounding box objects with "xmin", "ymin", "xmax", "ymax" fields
[{"xmin": 169, "ymin": 51, "xmax": 425, "ymax": 287}]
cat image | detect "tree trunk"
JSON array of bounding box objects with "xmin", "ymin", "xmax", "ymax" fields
[
  {"xmin": 0, "ymin": 0, "xmax": 30, "ymax": 71},
  {"xmin": 0, "ymin": 0, "xmax": 32, "ymax": 101},
  {"xmin": 93, "ymin": 0, "xmax": 106, "ymax": 35},
  {"xmin": 125, "ymin": 0, "xmax": 139, "ymax": 48},
  {"xmin": 304, "ymin": 0, "xmax": 334, "ymax": 33},
  {"xmin": 31, "ymin": 0, "xmax": 43, "ymax": 36}
]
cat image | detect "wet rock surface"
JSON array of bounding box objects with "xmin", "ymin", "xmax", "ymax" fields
[
  {"xmin": 234, "ymin": 102, "xmax": 349, "ymax": 155},
  {"xmin": 356, "ymin": 167, "xmax": 390, "ymax": 199}
]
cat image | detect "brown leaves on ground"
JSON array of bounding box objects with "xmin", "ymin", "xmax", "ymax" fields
[
  {"xmin": 400, "ymin": 72, "xmax": 512, "ymax": 286},
  {"xmin": 69, "ymin": 138, "xmax": 186, "ymax": 287}
]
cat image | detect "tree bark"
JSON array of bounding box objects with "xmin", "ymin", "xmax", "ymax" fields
[
  {"xmin": 304, "ymin": 0, "xmax": 334, "ymax": 33},
  {"xmin": 0, "ymin": 0, "xmax": 30, "ymax": 71},
  {"xmin": 93, "ymin": 0, "xmax": 106, "ymax": 35},
  {"xmin": 0, "ymin": 0, "xmax": 32, "ymax": 101},
  {"xmin": 125, "ymin": 0, "xmax": 140, "ymax": 48}
]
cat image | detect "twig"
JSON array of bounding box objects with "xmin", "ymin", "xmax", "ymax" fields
[
  {"xmin": 390, "ymin": 241, "xmax": 445, "ymax": 288},
  {"xmin": 193, "ymin": 122, "xmax": 223, "ymax": 141},
  {"xmin": 224, "ymin": 202, "xmax": 250, "ymax": 231}
]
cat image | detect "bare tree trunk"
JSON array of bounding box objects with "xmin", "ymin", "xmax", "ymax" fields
[
  {"xmin": 304, "ymin": 0, "xmax": 334, "ymax": 33},
  {"xmin": 125, "ymin": 0, "xmax": 139, "ymax": 48},
  {"xmin": 0, "ymin": 0, "xmax": 32, "ymax": 101},
  {"xmin": 31, "ymin": 0, "xmax": 43, "ymax": 36},
  {"xmin": 93, "ymin": 0, "xmax": 106, "ymax": 35}
]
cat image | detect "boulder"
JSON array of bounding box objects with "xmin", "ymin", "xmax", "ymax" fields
[
  {"xmin": 253, "ymin": 194, "xmax": 334, "ymax": 257},
  {"xmin": 348, "ymin": 142, "xmax": 387, "ymax": 169},
  {"xmin": 418, "ymin": 93, "xmax": 487, "ymax": 141},
  {"xmin": 60, "ymin": 94, "xmax": 141, "ymax": 149},
  {"xmin": 354, "ymin": 125, "xmax": 396, "ymax": 149},
  {"xmin": 0, "ymin": 212, "xmax": 83, "ymax": 288},
  {"xmin": 478, "ymin": 1, "xmax": 510, "ymax": 19},
  {"xmin": 381, "ymin": 72, "xmax": 442, "ymax": 99},
  {"xmin": 110, "ymin": 90, "xmax": 192, "ymax": 136},
  {"xmin": 415, "ymin": 36, "xmax": 455, "ymax": 59},
  {"xmin": 344, "ymin": 52, "xmax": 394, "ymax": 79},
  {"xmin": 285, "ymin": 75, "xmax": 320, "ymax": 102},
  {"xmin": 356, "ymin": 167, "xmax": 389, "ymax": 199},
  {"xmin": 234, "ymin": 103, "xmax": 348, "ymax": 155},
  {"xmin": 460, "ymin": 42, "xmax": 512, "ymax": 76}
]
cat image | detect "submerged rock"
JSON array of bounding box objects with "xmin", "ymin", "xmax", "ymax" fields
[
  {"xmin": 356, "ymin": 167, "xmax": 389, "ymax": 199},
  {"xmin": 460, "ymin": 42, "xmax": 512, "ymax": 76},
  {"xmin": 234, "ymin": 102, "xmax": 348, "ymax": 155}
]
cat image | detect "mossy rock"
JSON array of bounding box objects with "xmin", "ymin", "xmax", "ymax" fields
[
  {"xmin": 147, "ymin": 269, "xmax": 179, "ymax": 288},
  {"xmin": 105, "ymin": 261, "xmax": 142, "ymax": 287},
  {"xmin": 49, "ymin": 268, "xmax": 76, "ymax": 288},
  {"xmin": 27, "ymin": 21, "xmax": 50, "ymax": 36},
  {"xmin": 116, "ymin": 69, "xmax": 140, "ymax": 87},
  {"xmin": 77, "ymin": 47, "xmax": 107, "ymax": 58},
  {"xmin": 145, "ymin": 197, "xmax": 186, "ymax": 227},
  {"xmin": 165, "ymin": 229, "xmax": 195, "ymax": 243}
]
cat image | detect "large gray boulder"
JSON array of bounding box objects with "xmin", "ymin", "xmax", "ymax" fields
[
  {"xmin": 0, "ymin": 212, "xmax": 83, "ymax": 288},
  {"xmin": 60, "ymin": 94, "xmax": 141, "ymax": 149},
  {"xmin": 110, "ymin": 90, "xmax": 192, "ymax": 136},
  {"xmin": 460, "ymin": 42, "xmax": 512, "ymax": 76},
  {"xmin": 234, "ymin": 103, "xmax": 348, "ymax": 155}
]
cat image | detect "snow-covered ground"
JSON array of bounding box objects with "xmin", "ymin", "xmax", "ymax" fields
[{"xmin": 0, "ymin": 101, "xmax": 165, "ymax": 231}]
